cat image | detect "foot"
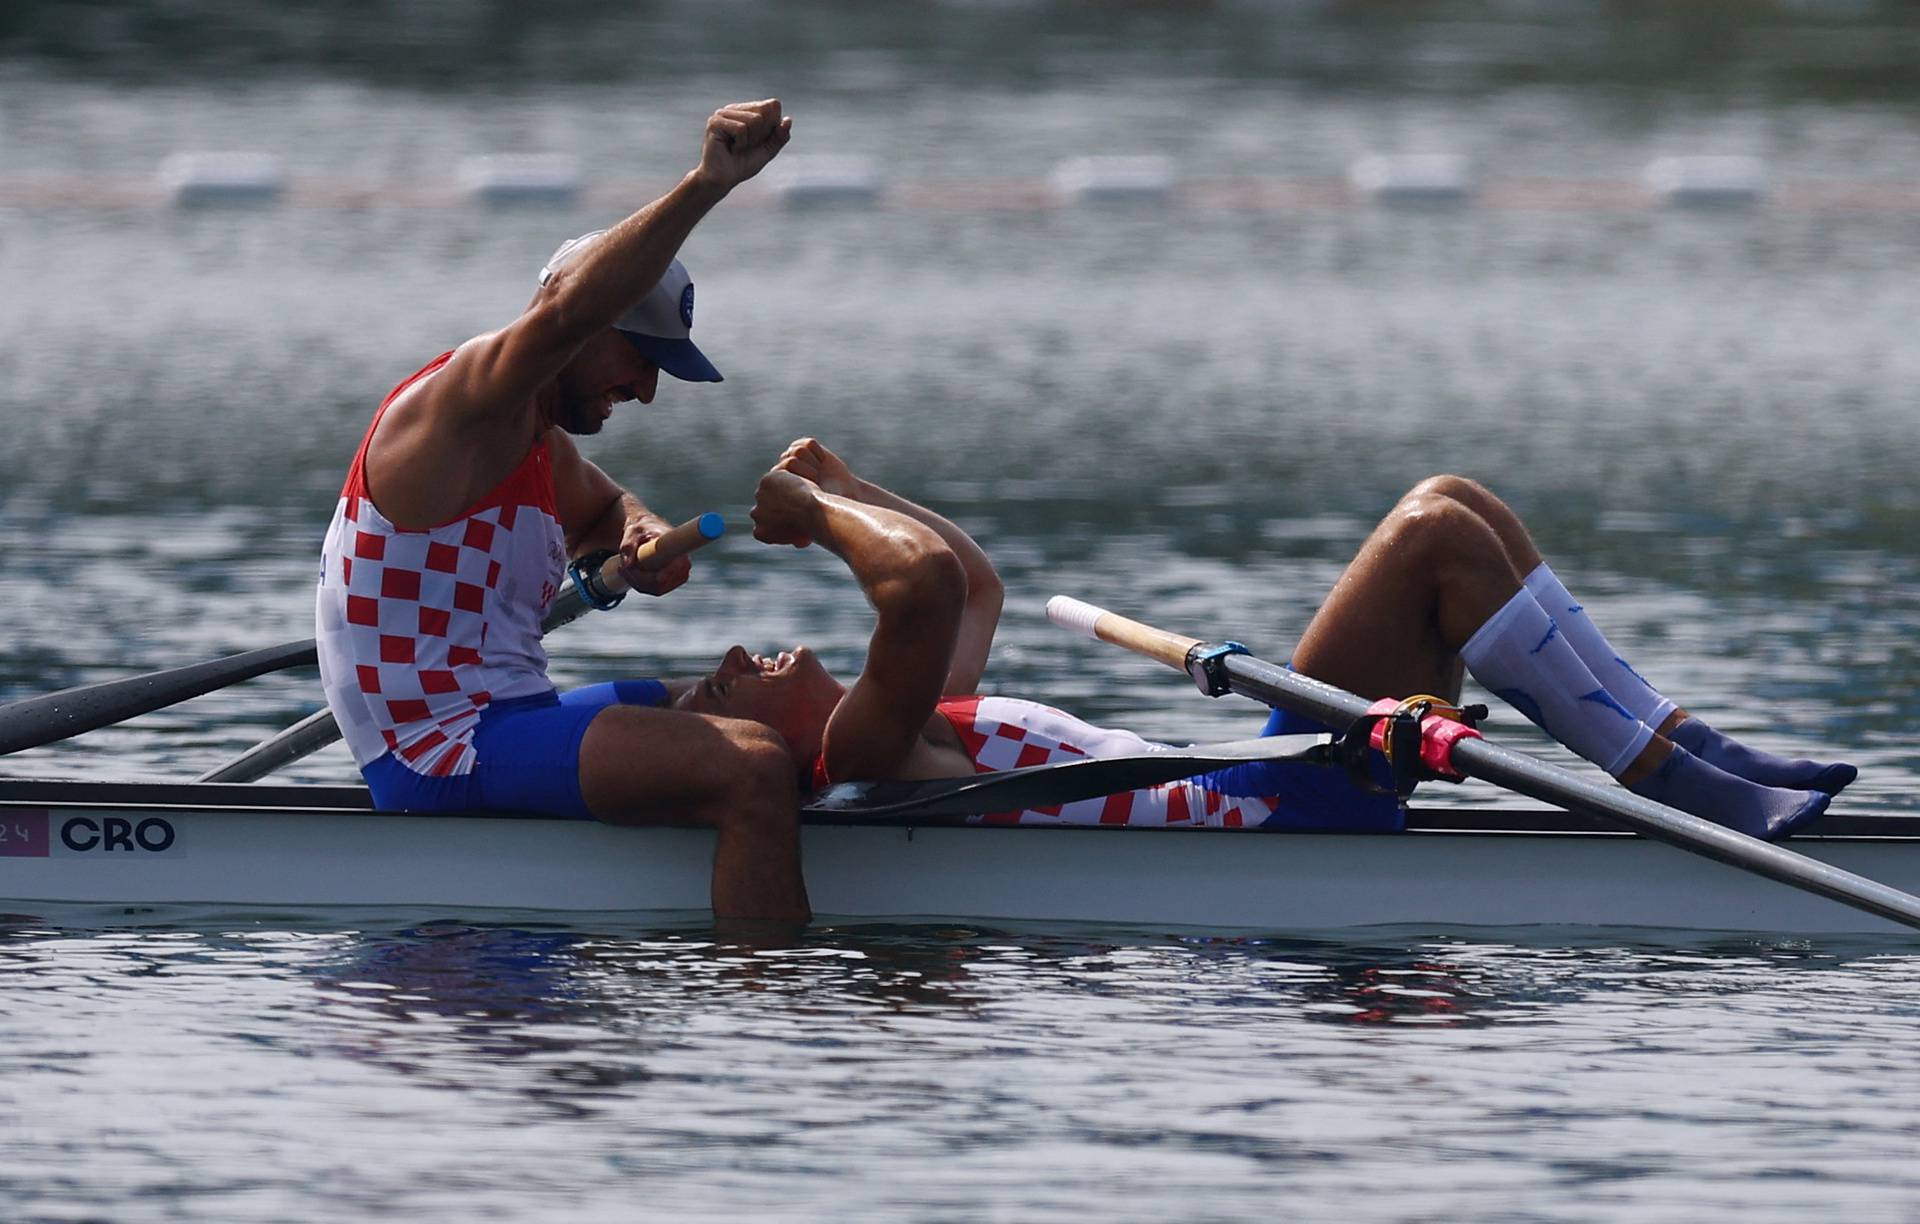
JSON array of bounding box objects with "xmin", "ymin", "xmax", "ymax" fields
[
  {"xmin": 1666, "ymin": 717, "xmax": 1857, "ymax": 796},
  {"xmin": 1628, "ymin": 744, "xmax": 1832, "ymax": 841}
]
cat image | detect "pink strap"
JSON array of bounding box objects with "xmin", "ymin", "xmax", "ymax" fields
[{"xmin": 1365, "ymin": 697, "xmax": 1483, "ymax": 780}]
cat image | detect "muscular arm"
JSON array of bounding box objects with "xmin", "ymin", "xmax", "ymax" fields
[
  {"xmin": 362, "ymin": 101, "xmax": 791, "ymax": 529},
  {"xmin": 422, "ymin": 102, "xmax": 790, "ymax": 429},
  {"xmin": 433, "ymin": 174, "xmax": 730, "ymax": 424},
  {"xmin": 751, "ymin": 470, "xmax": 966, "ymax": 783},
  {"xmin": 546, "ymin": 428, "xmax": 690, "ymax": 597},
  {"xmin": 771, "ymin": 438, "xmax": 1003, "ymax": 694}
]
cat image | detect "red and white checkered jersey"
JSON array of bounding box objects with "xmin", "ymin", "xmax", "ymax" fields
[
  {"xmin": 316, "ymin": 354, "xmax": 567, "ymax": 777},
  {"xmin": 937, "ymin": 695, "xmax": 1280, "ymax": 828}
]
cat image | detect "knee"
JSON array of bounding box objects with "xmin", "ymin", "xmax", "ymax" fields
[
  {"xmin": 712, "ymin": 723, "xmax": 801, "ymax": 826},
  {"xmin": 1403, "ymin": 473, "xmax": 1495, "ymax": 513},
  {"xmin": 1381, "ymin": 488, "xmax": 1499, "ymax": 571}
]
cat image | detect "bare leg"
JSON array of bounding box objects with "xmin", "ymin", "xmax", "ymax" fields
[
  {"xmin": 1293, "ymin": 475, "xmax": 1830, "ymax": 838},
  {"xmin": 577, "ymin": 704, "xmax": 810, "ymax": 924},
  {"xmin": 1454, "ymin": 477, "xmax": 1852, "ymax": 793},
  {"xmin": 1291, "ymin": 475, "xmax": 1532, "ymax": 703}
]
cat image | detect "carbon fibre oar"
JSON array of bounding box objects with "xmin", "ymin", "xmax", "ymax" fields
[
  {"xmin": 804, "ymin": 733, "xmax": 1327, "ymax": 822},
  {"xmin": 196, "ymin": 513, "xmax": 725, "ymax": 783},
  {"xmin": 0, "ymin": 639, "xmax": 320, "ymax": 757},
  {"xmin": 1046, "ymin": 595, "xmax": 1920, "ymax": 933}
]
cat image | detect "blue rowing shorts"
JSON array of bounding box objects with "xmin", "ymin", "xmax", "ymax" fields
[
  {"xmin": 361, "ymin": 679, "xmax": 668, "ymax": 819},
  {"xmin": 1188, "ymin": 673, "xmax": 1406, "ymax": 833}
]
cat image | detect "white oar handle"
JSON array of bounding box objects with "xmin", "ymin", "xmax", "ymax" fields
[
  {"xmin": 1045, "ymin": 595, "xmax": 1203, "ymax": 673},
  {"xmin": 594, "ymin": 511, "xmax": 726, "ymax": 597}
]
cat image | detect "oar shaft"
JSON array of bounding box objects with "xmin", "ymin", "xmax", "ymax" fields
[
  {"xmin": 1051, "ymin": 596, "xmax": 1920, "ymax": 933},
  {"xmin": 0, "ymin": 640, "xmax": 318, "ymax": 757},
  {"xmin": 1211, "ymin": 651, "xmax": 1920, "ymax": 930},
  {"xmin": 193, "ymin": 706, "xmax": 339, "ymax": 784}
]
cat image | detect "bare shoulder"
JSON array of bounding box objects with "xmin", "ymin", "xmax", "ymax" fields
[{"xmin": 364, "ymin": 336, "xmax": 537, "ymax": 527}]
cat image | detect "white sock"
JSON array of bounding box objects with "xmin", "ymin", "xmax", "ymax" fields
[
  {"xmin": 1522, "ymin": 563, "xmax": 1677, "ymax": 729},
  {"xmin": 1459, "ymin": 587, "xmax": 1654, "ymax": 777}
]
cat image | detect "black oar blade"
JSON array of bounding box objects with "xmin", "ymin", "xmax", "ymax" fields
[
  {"xmin": 804, "ymin": 734, "xmax": 1326, "ymax": 822},
  {"xmin": 0, "ymin": 639, "xmax": 318, "ymax": 756}
]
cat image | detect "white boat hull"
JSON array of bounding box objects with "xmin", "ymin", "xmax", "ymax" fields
[{"xmin": 2, "ymin": 792, "xmax": 1916, "ymax": 934}]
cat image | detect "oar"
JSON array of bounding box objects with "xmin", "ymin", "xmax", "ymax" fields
[
  {"xmin": 805, "ymin": 733, "xmax": 1328, "ymax": 821},
  {"xmin": 541, "ymin": 512, "xmax": 726, "ymax": 634},
  {"xmin": 0, "ymin": 639, "xmax": 319, "ymax": 757},
  {"xmin": 196, "ymin": 512, "xmax": 726, "ymax": 783},
  {"xmin": 1046, "ymin": 595, "xmax": 1920, "ymax": 933}
]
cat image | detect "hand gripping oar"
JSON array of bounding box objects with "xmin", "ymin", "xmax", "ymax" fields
[
  {"xmin": 0, "ymin": 639, "xmax": 320, "ymax": 757},
  {"xmin": 195, "ymin": 513, "xmax": 726, "ymax": 784},
  {"xmin": 540, "ymin": 512, "xmax": 726, "ymax": 634},
  {"xmin": 805, "ymin": 733, "xmax": 1328, "ymax": 822},
  {"xmin": 1047, "ymin": 595, "xmax": 1920, "ymax": 933}
]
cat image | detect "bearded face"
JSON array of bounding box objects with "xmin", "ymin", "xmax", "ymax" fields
[
  {"xmin": 552, "ymin": 383, "xmax": 606, "ymax": 436},
  {"xmin": 548, "ymin": 331, "xmax": 658, "ymax": 435}
]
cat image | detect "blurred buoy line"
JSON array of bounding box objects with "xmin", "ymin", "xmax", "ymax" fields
[{"xmin": 4, "ymin": 153, "xmax": 1916, "ymax": 214}]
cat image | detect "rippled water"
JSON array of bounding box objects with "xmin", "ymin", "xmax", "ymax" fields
[
  {"xmin": 5, "ymin": 913, "xmax": 1920, "ymax": 1222},
  {"xmin": 5, "ymin": 2, "xmax": 1920, "ymax": 1218}
]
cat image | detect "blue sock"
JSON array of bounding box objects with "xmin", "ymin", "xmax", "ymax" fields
[
  {"xmin": 1628, "ymin": 745, "xmax": 1830, "ymax": 841},
  {"xmin": 1666, "ymin": 717, "xmax": 1856, "ymax": 796}
]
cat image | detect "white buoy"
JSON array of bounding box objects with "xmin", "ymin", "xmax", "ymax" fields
[
  {"xmin": 1348, "ymin": 154, "xmax": 1474, "ymax": 206},
  {"xmin": 762, "ymin": 155, "xmax": 884, "ymax": 208},
  {"xmin": 458, "ymin": 154, "xmax": 584, "ymax": 206},
  {"xmin": 158, "ymin": 153, "xmax": 286, "ymax": 207},
  {"xmin": 1049, "ymin": 156, "xmax": 1175, "ymax": 206},
  {"xmin": 1644, "ymin": 156, "xmax": 1768, "ymax": 208}
]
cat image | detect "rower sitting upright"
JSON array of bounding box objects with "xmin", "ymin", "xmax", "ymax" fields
[
  {"xmin": 672, "ymin": 438, "xmax": 1852, "ymax": 841},
  {"xmin": 315, "ymin": 100, "xmax": 811, "ymax": 924}
]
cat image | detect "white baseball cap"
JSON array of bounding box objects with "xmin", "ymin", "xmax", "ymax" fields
[{"xmin": 539, "ymin": 231, "xmax": 722, "ymax": 383}]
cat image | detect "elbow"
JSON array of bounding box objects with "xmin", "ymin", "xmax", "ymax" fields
[
  {"xmin": 909, "ymin": 546, "xmax": 969, "ymax": 618},
  {"xmin": 968, "ymin": 564, "xmax": 1004, "ymax": 614},
  {"xmin": 874, "ymin": 540, "xmax": 968, "ymax": 626},
  {"xmin": 525, "ymin": 279, "xmax": 601, "ymax": 347}
]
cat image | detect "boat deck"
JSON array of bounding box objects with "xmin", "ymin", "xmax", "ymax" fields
[{"xmin": 0, "ymin": 775, "xmax": 1913, "ymax": 839}]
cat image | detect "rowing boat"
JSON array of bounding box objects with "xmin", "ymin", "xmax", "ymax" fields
[
  {"xmin": 2, "ymin": 776, "xmax": 1916, "ymax": 933},
  {"xmin": 4, "ymin": 585, "xmax": 1914, "ymax": 936}
]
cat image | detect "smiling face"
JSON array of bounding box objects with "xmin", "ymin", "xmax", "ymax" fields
[
  {"xmin": 550, "ymin": 329, "xmax": 660, "ymax": 435},
  {"xmin": 673, "ymin": 645, "xmax": 847, "ymax": 766}
]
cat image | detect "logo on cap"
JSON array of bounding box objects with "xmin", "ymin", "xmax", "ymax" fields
[{"xmin": 679, "ymin": 284, "xmax": 696, "ymax": 330}]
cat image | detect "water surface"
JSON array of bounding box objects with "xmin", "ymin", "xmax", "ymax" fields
[{"xmin": 4, "ymin": 3, "xmax": 1920, "ymax": 1218}]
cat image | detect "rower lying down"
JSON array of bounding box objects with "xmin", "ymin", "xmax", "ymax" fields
[{"xmin": 671, "ymin": 439, "xmax": 1853, "ymax": 842}]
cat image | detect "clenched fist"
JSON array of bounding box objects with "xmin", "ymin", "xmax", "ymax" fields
[
  {"xmin": 695, "ymin": 98, "xmax": 793, "ymax": 192},
  {"xmin": 772, "ymin": 437, "xmax": 859, "ymax": 498},
  {"xmin": 751, "ymin": 468, "xmax": 821, "ymax": 548}
]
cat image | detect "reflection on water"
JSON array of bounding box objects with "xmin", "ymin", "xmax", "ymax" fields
[{"xmin": 3, "ymin": 911, "xmax": 1919, "ymax": 1218}]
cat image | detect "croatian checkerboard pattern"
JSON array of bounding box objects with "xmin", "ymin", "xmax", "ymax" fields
[
  {"xmin": 316, "ymin": 356, "xmax": 566, "ymax": 776},
  {"xmin": 939, "ymin": 696, "xmax": 1280, "ymax": 828}
]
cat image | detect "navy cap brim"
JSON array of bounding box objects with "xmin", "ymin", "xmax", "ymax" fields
[{"xmin": 619, "ymin": 330, "xmax": 723, "ymax": 383}]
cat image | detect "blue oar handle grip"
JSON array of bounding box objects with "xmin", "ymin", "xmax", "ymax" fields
[
  {"xmin": 549, "ymin": 512, "xmax": 728, "ymax": 632},
  {"xmin": 594, "ymin": 512, "xmax": 727, "ymax": 597}
]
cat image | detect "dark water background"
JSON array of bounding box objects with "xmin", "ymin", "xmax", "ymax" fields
[{"xmin": 3, "ymin": 2, "xmax": 1920, "ymax": 1218}]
